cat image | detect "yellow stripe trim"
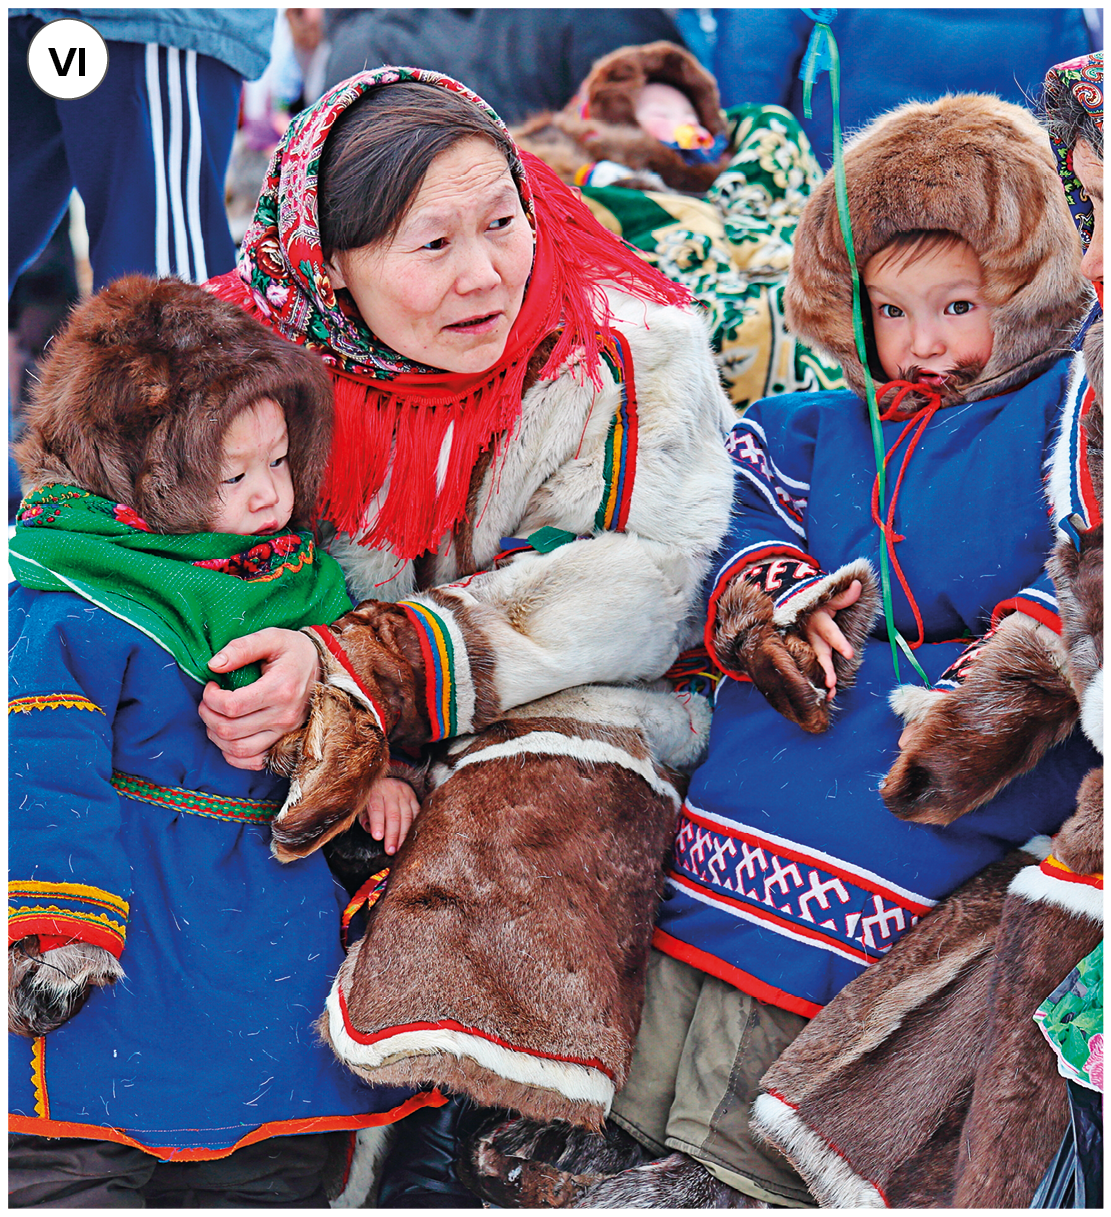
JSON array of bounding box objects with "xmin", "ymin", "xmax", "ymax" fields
[
  {"xmin": 9, "ymin": 880, "xmax": 129, "ymax": 918},
  {"xmin": 1043, "ymin": 854, "xmax": 1103, "ymax": 881},
  {"xmin": 9, "ymin": 694, "xmax": 104, "ymax": 715},
  {"xmin": 31, "ymin": 1037, "xmax": 48, "ymax": 1119}
]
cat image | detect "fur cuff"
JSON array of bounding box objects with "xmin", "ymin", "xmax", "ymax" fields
[{"xmin": 771, "ymin": 558, "xmax": 880, "ymax": 690}]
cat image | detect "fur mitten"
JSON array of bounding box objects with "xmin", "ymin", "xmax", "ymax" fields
[
  {"xmin": 882, "ymin": 612, "xmax": 1079, "ymax": 824},
  {"xmin": 9, "ymin": 938, "xmax": 124, "ymax": 1038},
  {"xmin": 710, "ymin": 558, "xmax": 878, "ymax": 734},
  {"xmin": 268, "ymin": 600, "xmax": 429, "ymax": 862}
]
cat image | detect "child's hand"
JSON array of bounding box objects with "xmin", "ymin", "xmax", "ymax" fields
[
  {"xmin": 804, "ymin": 580, "xmax": 863, "ymax": 699},
  {"xmin": 359, "ymin": 777, "xmax": 421, "ymax": 856}
]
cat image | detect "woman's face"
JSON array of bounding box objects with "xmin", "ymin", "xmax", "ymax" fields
[
  {"xmin": 1072, "ymin": 139, "xmax": 1103, "ymax": 285},
  {"xmin": 326, "ymin": 136, "xmax": 534, "ymax": 374}
]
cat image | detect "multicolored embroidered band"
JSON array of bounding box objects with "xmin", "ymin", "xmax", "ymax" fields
[
  {"xmin": 594, "ymin": 331, "xmax": 639, "ymax": 532},
  {"xmin": 9, "ymin": 880, "xmax": 130, "ymax": 956},
  {"xmin": 1041, "ymin": 854, "xmax": 1104, "ymax": 890},
  {"xmin": 399, "ymin": 600, "xmax": 466, "ymax": 742},
  {"xmin": 9, "ymin": 693, "xmax": 104, "ymax": 715},
  {"xmin": 110, "ymin": 772, "xmax": 280, "ymax": 824}
]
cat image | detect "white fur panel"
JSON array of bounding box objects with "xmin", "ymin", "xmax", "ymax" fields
[
  {"xmin": 1009, "ymin": 863, "xmax": 1103, "ymax": 922},
  {"xmin": 1081, "ymin": 666, "xmax": 1103, "ymax": 753},
  {"xmin": 888, "ymin": 684, "xmax": 946, "ymax": 725},
  {"xmin": 330, "ymin": 1125, "xmax": 395, "ymax": 1208},
  {"xmin": 326, "ymin": 984, "xmax": 615, "ymax": 1111},
  {"xmin": 449, "ymin": 732, "xmax": 680, "ymax": 806},
  {"xmin": 749, "ymin": 1093, "xmax": 886, "ymax": 1208},
  {"xmin": 327, "ymin": 530, "xmax": 417, "ymax": 606},
  {"xmin": 444, "ymin": 533, "xmax": 691, "ymax": 712},
  {"xmin": 771, "ymin": 557, "xmax": 876, "ymax": 628}
]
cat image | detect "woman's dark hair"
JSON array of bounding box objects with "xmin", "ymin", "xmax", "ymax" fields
[
  {"xmin": 317, "ymin": 81, "xmax": 520, "ymax": 258},
  {"xmin": 1039, "ymin": 72, "xmax": 1103, "ymax": 161}
]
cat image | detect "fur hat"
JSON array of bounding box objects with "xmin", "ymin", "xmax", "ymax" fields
[
  {"xmin": 513, "ymin": 41, "xmax": 731, "ymax": 194},
  {"xmin": 15, "ymin": 275, "xmax": 335, "ymax": 534},
  {"xmin": 785, "ymin": 94, "xmax": 1093, "ymax": 400}
]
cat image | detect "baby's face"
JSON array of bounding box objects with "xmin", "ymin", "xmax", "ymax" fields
[
  {"xmin": 634, "ymin": 82, "xmax": 701, "ymax": 143},
  {"xmin": 211, "ymin": 397, "xmax": 295, "ymax": 535},
  {"xmin": 864, "ymin": 239, "xmax": 994, "ymax": 386}
]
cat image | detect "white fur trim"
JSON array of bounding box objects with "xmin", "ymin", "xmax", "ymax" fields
[
  {"xmin": 1047, "ymin": 353, "xmax": 1090, "ymax": 535},
  {"xmin": 1081, "ymin": 666, "xmax": 1103, "ymax": 753},
  {"xmin": 330, "ymin": 1124, "xmax": 395, "ymax": 1208},
  {"xmin": 750, "ymin": 1093, "xmax": 887, "ymax": 1208},
  {"xmin": 325, "ymin": 983, "xmax": 615, "ymax": 1113},
  {"xmin": 887, "ymin": 684, "xmax": 946, "ymax": 725},
  {"xmin": 325, "ymin": 671, "xmax": 385, "ymax": 734},
  {"xmin": 1021, "ymin": 835, "xmax": 1054, "ymax": 862},
  {"xmin": 1008, "ymin": 863, "xmax": 1103, "ymax": 923},
  {"xmin": 449, "ymin": 731, "xmax": 680, "ymax": 805},
  {"xmin": 771, "ymin": 558, "xmax": 876, "ymax": 628}
]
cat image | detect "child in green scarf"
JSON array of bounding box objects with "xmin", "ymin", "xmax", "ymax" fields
[{"xmin": 9, "ymin": 276, "xmax": 429, "ymax": 1203}]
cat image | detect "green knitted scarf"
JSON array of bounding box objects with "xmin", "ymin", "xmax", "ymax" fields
[{"xmin": 9, "ymin": 485, "xmax": 352, "ymax": 689}]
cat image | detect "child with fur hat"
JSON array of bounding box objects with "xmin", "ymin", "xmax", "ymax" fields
[
  {"xmin": 563, "ymin": 94, "xmax": 1102, "ymax": 1207},
  {"xmin": 7, "ymin": 276, "xmax": 434, "ymax": 1206}
]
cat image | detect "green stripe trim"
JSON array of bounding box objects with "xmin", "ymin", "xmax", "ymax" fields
[{"xmin": 110, "ymin": 771, "xmax": 281, "ymax": 823}]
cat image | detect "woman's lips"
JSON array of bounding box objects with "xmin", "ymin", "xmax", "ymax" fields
[{"xmin": 444, "ymin": 311, "xmax": 502, "ymax": 334}]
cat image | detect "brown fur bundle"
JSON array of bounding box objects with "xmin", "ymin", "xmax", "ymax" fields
[
  {"xmin": 513, "ymin": 42, "xmax": 731, "ymax": 194},
  {"xmin": 14, "ymin": 275, "xmax": 334, "ymax": 533},
  {"xmin": 785, "ymin": 95, "xmax": 1092, "ymax": 400}
]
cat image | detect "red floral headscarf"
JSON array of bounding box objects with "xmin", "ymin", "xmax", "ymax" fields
[{"xmin": 209, "ymin": 67, "xmax": 691, "ymax": 560}]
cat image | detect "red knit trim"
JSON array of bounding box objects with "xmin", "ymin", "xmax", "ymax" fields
[
  {"xmin": 8, "ymin": 916, "xmax": 124, "ymax": 959},
  {"xmin": 652, "ymin": 929, "xmax": 822, "ymax": 1019},
  {"xmin": 7, "ymin": 1090, "xmax": 446, "ymax": 1162}
]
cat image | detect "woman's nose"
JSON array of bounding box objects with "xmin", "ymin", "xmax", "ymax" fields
[
  {"xmin": 1080, "ymin": 218, "xmax": 1102, "ymax": 285},
  {"xmin": 454, "ymin": 240, "xmax": 501, "ymax": 294}
]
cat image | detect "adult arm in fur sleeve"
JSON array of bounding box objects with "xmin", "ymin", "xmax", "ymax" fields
[{"xmin": 705, "ymin": 403, "xmax": 879, "ymax": 733}]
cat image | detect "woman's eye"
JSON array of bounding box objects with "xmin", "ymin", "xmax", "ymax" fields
[
  {"xmin": 488, "ymin": 215, "xmax": 514, "ymax": 231},
  {"xmin": 271, "ymin": 455, "xmax": 287, "ymax": 469},
  {"xmin": 946, "ymin": 300, "xmax": 973, "ymax": 315},
  {"xmin": 223, "ymin": 473, "xmax": 244, "ymax": 486},
  {"xmin": 421, "ymin": 237, "xmax": 448, "ymax": 251},
  {"xmin": 878, "ymin": 303, "xmax": 903, "ymax": 318}
]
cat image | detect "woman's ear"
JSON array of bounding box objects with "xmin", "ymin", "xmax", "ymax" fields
[{"xmin": 323, "ymin": 257, "xmax": 346, "ymax": 291}]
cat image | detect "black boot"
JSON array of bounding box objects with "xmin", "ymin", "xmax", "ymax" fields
[{"xmin": 375, "ymin": 1095, "xmax": 492, "ymax": 1207}]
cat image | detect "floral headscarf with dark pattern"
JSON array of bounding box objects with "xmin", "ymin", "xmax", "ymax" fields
[
  {"xmin": 208, "ymin": 67, "xmax": 690, "ymax": 559},
  {"xmin": 1044, "ymin": 51, "xmax": 1103, "ymax": 251}
]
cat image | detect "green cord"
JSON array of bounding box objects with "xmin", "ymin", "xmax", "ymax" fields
[{"xmin": 802, "ymin": 18, "xmax": 931, "ymax": 687}]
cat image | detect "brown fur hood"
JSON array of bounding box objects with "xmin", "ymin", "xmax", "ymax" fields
[
  {"xmin": 513, "ymin": 41, "xmax": 731, "ymax": 194},
  {"xmin": 785, "ymin": 94, "xmax": 1093, "ymax": 401},
  {"xmin": 15, "ymin": 275, "xmax": 334, "ymax": 534}
]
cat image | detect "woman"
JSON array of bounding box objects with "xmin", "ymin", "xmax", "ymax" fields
[{"xmin": 201, "ymin": 67, "xmax": 735, "ymax": 1187}]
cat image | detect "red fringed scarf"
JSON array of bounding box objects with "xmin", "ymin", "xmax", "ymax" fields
[{"xmin": 208, "ymin": 67, "xmax": 691, "ymax": 561}]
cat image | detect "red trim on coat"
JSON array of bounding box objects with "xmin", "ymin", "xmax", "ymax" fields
[
  {"xmin": 652, "ymin": 929, "xmax": 823, "ymax": 1019},
  {"xmin": 990, "ymin": 598, "xmax": 1062, "ymax": 633},
  {"xmin": 8, "ymin": 1090, "xmax": 446, "ymax": 1162},
  {"xmin": 8, "ymin": 916, "xmax": 124, "ymax": 959},
  {"xmin": 307, "ymin": 624, "xmax": 389, "ymax": 730},
  {"xmin": 337, "ymin": 982, "xmax": 616, "ymax": 1078}
]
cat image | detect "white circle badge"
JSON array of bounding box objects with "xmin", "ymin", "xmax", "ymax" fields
[{"xmin": 28, "ymin": 19, "xmax": 109, "ymax": 100}]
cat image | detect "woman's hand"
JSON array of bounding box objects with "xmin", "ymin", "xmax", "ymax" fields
[
  {"xmin": 359, "ymin": 777, "xmax": 421, "ymax": 856},
  {"xmin": 804, "ymin": 579, "xmax": 863, "ymax": 699},
  {"xmin": 200, "ymin": 628, "xmax": 321, "ymax": 770}
]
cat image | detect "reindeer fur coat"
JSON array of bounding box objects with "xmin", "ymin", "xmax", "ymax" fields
[{"xmin": 271, "ymin": 288, "xmax": 735, "ymax": 1129}]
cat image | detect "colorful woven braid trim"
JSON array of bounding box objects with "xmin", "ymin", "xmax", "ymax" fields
[
  {"xmin": 110, "ymin": 772, "xmax": 281, "ymax": 823},
  {"xmin": 9, "ymin": 693, "xmax": 104, "ymax": 715},
  {"xmin": 595, "ymin": 331, "xmax": 639, "ymax": 532},
  {"xmin": 9, "ymin": 880, "xmax": 130, "ymax": 956}
]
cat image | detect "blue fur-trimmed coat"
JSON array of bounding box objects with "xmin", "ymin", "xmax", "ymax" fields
[
  {"xmin": 7, "ymin": 585, "xmax": 431, "ymax": 1157},
  {"xmin": 653, "ymin": 355, "xmax": 1101, "ymax": 1017}
]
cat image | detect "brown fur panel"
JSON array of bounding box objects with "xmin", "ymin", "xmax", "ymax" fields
[
  {"xmin": 710, "ymin": 574, "xmax": 827, "ymax": 732},
  {"xmin": 950, "ymin": 890, "xmax": 1102, "ymax": 1206},
  {"xmin": 1048, "ymin": 521, "xmax": 1103, "ymax": 705},
  {"xmin": 14, "ymin": 275, "xmax": 334, "ymax": 533},
  {"xmin": 784, "ymin": 95, "xmax": 1091, "ymax": 400},
  {"xmin": 1052, "ymin": 769, "xmax": 1103, "ymax": 875},
  {"xmin": 324, "ymin": 720, "xmax": 680, "ymax": 1128},
  {"xmin": 881, "ymin": 615, "xmax": 1078, "ymax": 824},
  {"xmin": 755, "ymin": 851, "xmax": 1032, "ymax": 1209},
  {"xmin": 573, "ymin": 1153, "xmax": 759, "ymax": 1208}
]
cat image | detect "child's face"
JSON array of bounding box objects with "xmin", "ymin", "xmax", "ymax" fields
[
  {"xmin": 634, "ymin": 82, "xmax": 702, "ymax": 143},
  {"xmin": 864, "ymin": 239, "xmax": 994, "ymax": 386},
  {"xmin": 210, "ymin": 398, "xmax": 295, "ymax": 535}
]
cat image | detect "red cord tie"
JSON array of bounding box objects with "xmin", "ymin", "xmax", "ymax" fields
[{"xmin": 869, "ymin": 381, "xmax": 944, "ymax": 650}]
